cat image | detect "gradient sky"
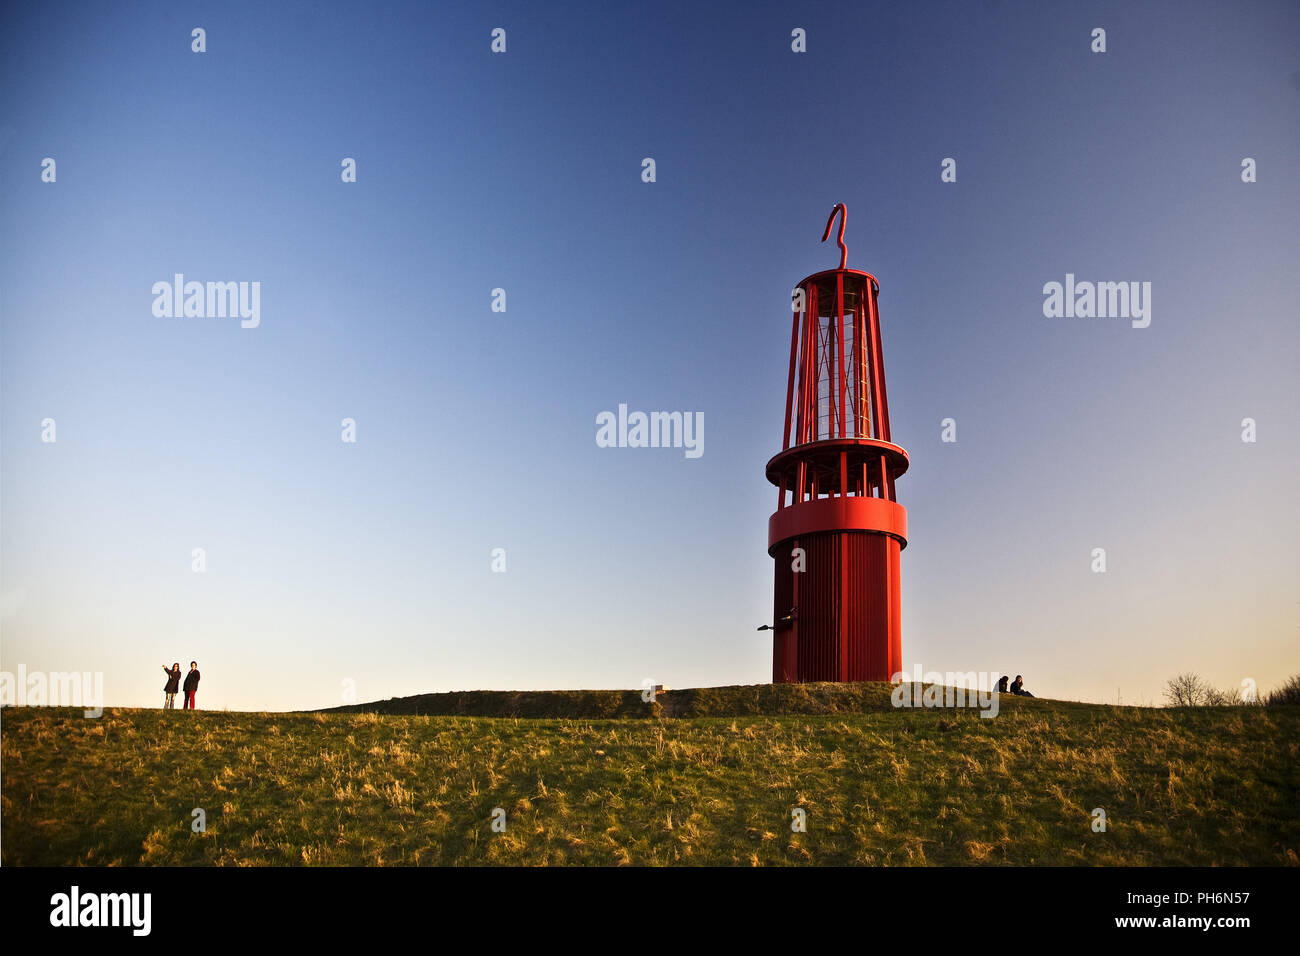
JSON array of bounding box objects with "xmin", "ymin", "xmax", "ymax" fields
[{"xmin": 2, "ymin": 0, "xmax": 1297, "ymax": 712}]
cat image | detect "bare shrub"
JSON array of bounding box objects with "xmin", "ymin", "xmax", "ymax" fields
[
  {"xmin": 1164, "ymin": 673, "xmax": 1228, "ymax": 707},
  {"xmin": 1266, "ymin": 674, "xmax": 1300, "ymax": 707}
]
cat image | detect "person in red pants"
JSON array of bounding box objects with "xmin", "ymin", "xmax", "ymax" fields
[{"xmin": 183, "ymin": 661, "xmax": 201, "ymax": 710}]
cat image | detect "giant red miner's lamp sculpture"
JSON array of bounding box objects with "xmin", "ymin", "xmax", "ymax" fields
[{"xmin": 766, "ymin": 203, "xmax": 909, "ymax": 683}]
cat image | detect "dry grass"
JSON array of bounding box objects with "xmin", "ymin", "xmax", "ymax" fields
[{"xmin": 2, "ymin": 692, "xmax": 1297, "ymax": 866}]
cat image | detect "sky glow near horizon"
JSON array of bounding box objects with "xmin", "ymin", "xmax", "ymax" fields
[{"xmin": 1, "ymin": 0, "xmax": 1297, "ymax": 711}]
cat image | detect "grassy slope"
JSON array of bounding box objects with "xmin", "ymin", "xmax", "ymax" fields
[{"xmin": 2, "ymin": 685, "xmax": 1297, "ymax": 866}]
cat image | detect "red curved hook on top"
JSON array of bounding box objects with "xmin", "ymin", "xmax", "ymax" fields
[{"xmin": 821, "ymin": 203, "xmax": 848, "ymax": 270}]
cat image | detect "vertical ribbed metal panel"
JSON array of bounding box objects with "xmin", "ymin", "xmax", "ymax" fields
[
  {"xmin": 845, "ymin": 532, "xmax": 901, "ymax": 681},
  {"xmin": 801, "ymin": 535, "xmax": 837, "ymax": 680},
  {"xmin": 772, "ymin": 530, "xmax": 902, "ymax": 683}
]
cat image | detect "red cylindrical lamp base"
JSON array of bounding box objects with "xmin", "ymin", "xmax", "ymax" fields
[{"xmin": 770, "ymin": 531, "xmax": 903, "ymax": 684}]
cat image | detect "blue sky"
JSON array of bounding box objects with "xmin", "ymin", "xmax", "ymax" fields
[{"xmin": 2, "ymin": 0, "xmax": 1297, "ymax": 711}]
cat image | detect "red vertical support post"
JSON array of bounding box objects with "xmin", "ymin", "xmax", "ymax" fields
[
  {"xmin": 794, "ymin": 290, "xmax": 809, "ymax": 501},
  {"xmin": 864, "ymin": 279, "xmax": 885, "ymax": 443},
  {"xmin": 836, "ymin": 272, "xmax": 847, "ymax": 441},
  {"xmin": 793, "ymin": 284, "xmax": 811, "ymax": 475},
  {"xmin": 782, "ymin": 301, "xmax": 800, "ymax": 452},
  {"xmin": 802, "ymin": 286, "xmax": 818, "ymax": 446},
  {"xmin": 854, "ymin": 300, "xmax": 866, "ymax": 440},
  {"xmin": 826, "ymin": 303, "xmax": 836, "ymax": 440},
  {"xmin": 867, "ymin": 280, "xmax": 891, "ymax": 443}
]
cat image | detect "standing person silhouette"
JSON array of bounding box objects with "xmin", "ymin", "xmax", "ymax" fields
[
  {"xmin": 162, "ymin": 663, "xmax": 181, "ymax": 709},
  {"xmin": 183, "ymin": 661, "xmax": 201, "ymax": 710}
]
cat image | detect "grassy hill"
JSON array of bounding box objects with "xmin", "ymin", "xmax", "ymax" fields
[{"xmin": 2, "ymin": 683, "xmax": 1296, "ymax": 866}]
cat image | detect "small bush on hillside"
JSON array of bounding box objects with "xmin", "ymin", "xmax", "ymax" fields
[
  {"xmin": 1266, "ymin": 674, "xmax": 1300, "ymax": 707},
  {"xmin": 1164, "ymin": 673, "xmax": 1218, "ymax": 707},
  {"xmin": 1167, "ymin": 672, "xmax": 1293, "ymax": 707},
  {"xmin": 1163, "ymin": 673, "xmax": 1250, "ymax": 707}
]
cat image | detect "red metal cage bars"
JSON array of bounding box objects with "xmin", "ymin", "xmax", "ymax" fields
[{"xmin": 775, "ymin": 267, "xmax": 904, "ymax": 507}]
